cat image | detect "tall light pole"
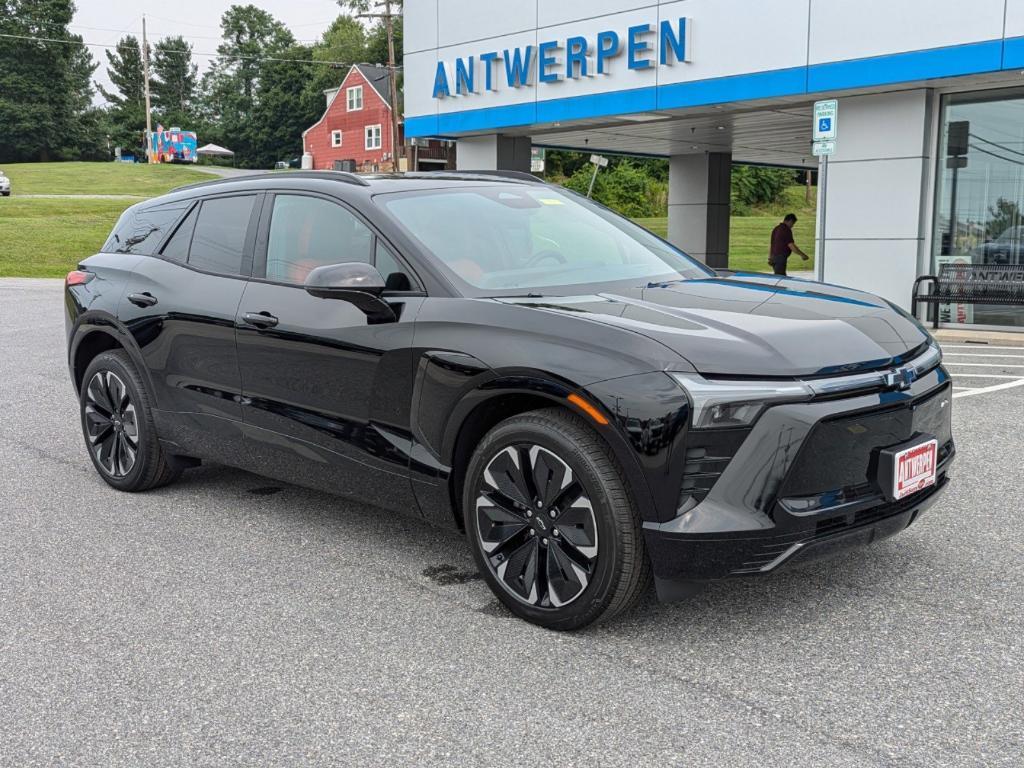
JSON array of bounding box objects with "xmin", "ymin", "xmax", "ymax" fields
[{"xmin": 142, "ymin": 14, "xmax": 154, "ymax": 163}]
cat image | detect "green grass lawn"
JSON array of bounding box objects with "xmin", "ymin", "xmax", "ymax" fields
[
  {"xmin": 0, "ymin": 198, "xmax": 135, "ymax": 278},
  {"xmin": 633, "ymin": 215, "xmax": 816, "ymax": 273},
  {"xmin": 0, "ymin": 162, "xmax": 218, "ymax": 278},
  {"xmin": 0, "ymin": 161, "xmax": 214, "ymax": 196}
]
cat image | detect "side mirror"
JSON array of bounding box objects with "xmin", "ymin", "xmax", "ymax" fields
[{"xmin": 304, "ymin": 262, "xmax": 396, "ymax": 323}]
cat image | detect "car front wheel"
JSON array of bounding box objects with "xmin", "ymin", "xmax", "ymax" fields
[{"xmin": 464, "ymin": 408, "xmax": 650, "ymax": 630}]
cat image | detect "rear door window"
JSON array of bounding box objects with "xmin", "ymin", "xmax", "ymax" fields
[{"xmin": 188, "ymin": 195, "xmax": 257, "ymax": 275}]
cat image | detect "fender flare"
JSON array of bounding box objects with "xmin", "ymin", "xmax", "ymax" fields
[
  {"xmin": 423, "ymin": 365, "xmax": 660, "ymax": 524},
  {"xmin": 68, "ymin": 310, "xmax": 158, "ymax": 404}
]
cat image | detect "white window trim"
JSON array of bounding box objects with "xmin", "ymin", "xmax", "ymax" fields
[
  {"xmin": 331, "ymin": 129, "xmax": 342, "ymax": 148},
  {"xmin": 347, "ymin": 85, "xmax": 363, "ymax": 112},
  {"xmin": 365, "ymin": 124, "xmax": 382, "ymax": 151}
]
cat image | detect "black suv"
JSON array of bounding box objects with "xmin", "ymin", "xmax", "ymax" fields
[{"xmin": 65, "ymin": 171, "xmax": 954, "ymax": 629}]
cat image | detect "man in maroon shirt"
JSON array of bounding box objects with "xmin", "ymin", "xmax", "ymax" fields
[{"xmin": 768, "ymin": 213, "xmax": 809, "ymax": 276}]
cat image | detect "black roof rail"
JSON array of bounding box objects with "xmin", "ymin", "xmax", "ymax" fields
[
  {"xmin": 172, "ymin": 169, "xmax": 372, "ymax": 193},
  {"xmin": 409, "ymin": 170, "xmax": 544, "ymax": 184}
]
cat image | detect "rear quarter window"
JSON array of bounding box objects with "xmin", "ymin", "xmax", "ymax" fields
[{"xmin": 102, "ymin": 201, "xmax": 191, "ymax": 256}]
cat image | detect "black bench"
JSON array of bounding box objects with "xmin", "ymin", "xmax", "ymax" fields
[{"xmin": 911, "ymin": 263, "xmax": 1024, "ymax": 328}]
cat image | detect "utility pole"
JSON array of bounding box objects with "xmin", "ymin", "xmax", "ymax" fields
[
  {"xmin": 359, "ymin": 1, "xmax": 403, "ymax": 170},
  {"xmin": 142, "ymin": 14, "xmax": 154, "ymax": 163}
]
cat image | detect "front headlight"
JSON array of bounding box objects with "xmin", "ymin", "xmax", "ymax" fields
[{"xmin": 670, "ymin": 373, "xmax": 813, "ymax": 429}]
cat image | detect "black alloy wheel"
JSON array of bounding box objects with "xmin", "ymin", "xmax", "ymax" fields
[
  {"xmin": 465, "ymin": 408, "xmax": 650, "ymax": 630},
  {"xmin": 84, "ymin": 370, "xmax": 139, "ymax": 478},
  {"xmin": 79, "ymin": 350, "xmax": 182, "ymax": 492},
  {"xmin": 476, "ymin": 444, "xmax": 599, "ymax": 608}
]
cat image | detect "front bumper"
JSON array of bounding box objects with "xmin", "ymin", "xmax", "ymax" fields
[{"xmin": 645, "ymin": 366, "xmax": 954, "ymax": 594}]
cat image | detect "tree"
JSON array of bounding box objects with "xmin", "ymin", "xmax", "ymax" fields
[
  {"xmin": 0, "ymin": 0, "xmax": 104, "ymax": 161},
  {"xmin": 305, "ymin": 15, "xmax": 367, "ymax": 100},
  {"xmin": 97, "ymin": 36, "xmax": 143, "ymax": 109},
  {"xmin": 151, "ymin": 36, "xmax": 198, "ymax": 128},
  {"xmin": 985, "ymin": 198, "xmax": 1022, "ymax": 239},
  {"xmin": 364, "ymin": 15, "xmax": 401, "ymax": 67},
  {"xmin": 96, "ymin": 35, "xmax": 146, "ymax": 154},
  {"xmin": 563, "ymin": 161, "xmax": 667, "ymax": 218},
  {"xmin": 251, "ymin": 44, "xmax": 322, "ymax": 168},
  {"xmin": 731, "ymin": 165, "xmax": 796, "ymax": 210},
  {"xmin": 199, "ymin": 4, "xmax": 295, "ymax": 166}
]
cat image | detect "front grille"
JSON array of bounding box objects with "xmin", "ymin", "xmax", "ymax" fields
[{"xmin": 780, "ymin": 383, "xmax": 953, "ymax": 499}]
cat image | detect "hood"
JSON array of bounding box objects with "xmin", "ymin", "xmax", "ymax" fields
[{"xmin": 494, "ymin": 274, "xmax": 931, "ymax": 377}]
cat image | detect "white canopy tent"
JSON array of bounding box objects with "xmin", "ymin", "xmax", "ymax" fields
[{"xmin": 196, "ymin": 143, "xmax": 235, "ymax": 158}]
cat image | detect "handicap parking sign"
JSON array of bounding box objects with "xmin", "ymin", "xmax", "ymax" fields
[{"xmin": 813, "ymin": 100, "xmax": 838, "ymax": 140}]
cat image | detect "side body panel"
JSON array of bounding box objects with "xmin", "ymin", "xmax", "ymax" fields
[{"xmin": 406, "ymin": 296, "xmax": 692, "ymax": 529}]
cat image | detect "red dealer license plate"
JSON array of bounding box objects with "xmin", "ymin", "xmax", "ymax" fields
[{"xmin": 892, "ymin": 439, "xmax": 938, "ymax": 500}]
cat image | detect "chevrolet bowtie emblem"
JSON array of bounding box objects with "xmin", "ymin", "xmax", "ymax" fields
[{"xmin": 883, "ymin": 366, "xmax": 917, "ymax": 391}]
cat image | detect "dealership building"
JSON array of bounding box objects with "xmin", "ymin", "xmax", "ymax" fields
[{"xmin": 403, "ymin": 0, "xmax": 1024, "ymax": 329}]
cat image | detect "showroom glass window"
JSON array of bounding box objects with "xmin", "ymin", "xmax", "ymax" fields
[{"xmin": 934, "ymin": 90, "xmax": 1024, "ymax": 327}]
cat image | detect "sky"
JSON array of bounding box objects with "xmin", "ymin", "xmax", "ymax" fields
[{"xmin": 73, "ymin": 0, "xmax": 345, "ymax": 106}]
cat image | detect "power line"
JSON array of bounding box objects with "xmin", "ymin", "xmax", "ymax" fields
[
  {"xmin": 0, "ymin": 32, "xmax": 396, "ymax": 68},
  {"xmin": 968, "ymin": 143, "xmax": 1024, "ymax": 167},
  {"xmin": 970, "ymin": 132, "xmax": 1024, "ymax": 160},
  {"xmin": 3, "ymin": 16, "xmax": 339, "ymax": 44},
  {"xmin": 144, "ymin": 13, "xmax": 346, "ymax": 30}
]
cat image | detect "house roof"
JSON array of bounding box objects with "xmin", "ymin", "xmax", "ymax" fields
[
  {"xmin": 302, "ymin": 64, "xmax": 400, "ymax": 139},
  {"xmin": 356, "ymin": 64, "xmax": 394, "ymax": 109}
]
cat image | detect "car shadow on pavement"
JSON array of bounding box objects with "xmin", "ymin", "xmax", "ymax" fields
[{"xmin": 164, "ymin": 462, "xmax": 933, "ymax": 637}]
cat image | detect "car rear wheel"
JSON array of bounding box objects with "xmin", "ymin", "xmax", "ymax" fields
[
  {"xmin": 464, "ymin": 408, "xmax": 650, "ymax": 630},
  {"xmin": 80, "ymin": 350, "xmax": 181, "ymax": 492}
]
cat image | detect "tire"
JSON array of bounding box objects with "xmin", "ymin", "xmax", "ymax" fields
[
  {"xmin": 464, "ymin": 408, "xmax": 650, "ymax": 630},
  {"xmin": 79, "ymin": 349, "xmax": 182, "ymax": 492}
]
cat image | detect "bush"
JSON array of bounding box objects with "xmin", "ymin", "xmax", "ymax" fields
[
  {"xmin": 731, "ymin": 165, "xmax": 796, "ymax": 208},
  {"xmin": 562, "ymin": 161, "xmax": 667, "ymax": 218}
]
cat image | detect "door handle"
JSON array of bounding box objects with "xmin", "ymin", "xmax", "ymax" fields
[
  {"xmin": 242, "ymin": 311, "xmax": 279, "ymax": 329},
  {"xmin": 127, "ymin": 292, "xmax": 158, "ymax": 308}
]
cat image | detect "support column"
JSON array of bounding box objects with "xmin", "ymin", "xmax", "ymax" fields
[
  {"xmin": 816, "ymin": 90, "xmax": 934, "ymax": 310},
  {"xmin": 667, "ymin": 152, "xmax": 732, "ymax": 269},
  {"xmin": 456, "ymin": 135, "xmax": 532, "ymax": 172}
]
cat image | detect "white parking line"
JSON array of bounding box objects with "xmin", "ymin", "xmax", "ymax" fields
[
  {"xmin": 953, "ymin": 379, "xmax": 1024, "ymax": 398},
  {"xmin": 937, "ymin": 364, "xmax": 1024, "ymax": 370},
  {"xmin": 939, "ymin": 342, "xmax": 1024, "ymax": 397},
  {"xmin": 945, "ymin": 373, "xmax": 1024, "ymax": 379},
  {"xmin": 944, "ymin": 353, "xmax": 1024, "ymax": 359},
  {"xmin": 941, "ymin": 344, "xmax": 1024, "ymax": 351}
]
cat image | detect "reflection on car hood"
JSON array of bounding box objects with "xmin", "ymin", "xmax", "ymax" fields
[{"xmin": 493, "ymin": 273, "xmax": 930, "ymax": 377}]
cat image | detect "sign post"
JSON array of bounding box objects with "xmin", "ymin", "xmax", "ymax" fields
[
  {"xmin": 812, "ymin": 100, "xmax": 838, "ymax": 282},
  {"xmin": 587, "ymin": 154, "xmax": 609, "ymax": 198}
]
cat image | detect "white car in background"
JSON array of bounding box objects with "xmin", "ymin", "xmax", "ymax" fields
[{"xmin": 0, "ymin": 171, "xmax": 10, "ymax": 196}]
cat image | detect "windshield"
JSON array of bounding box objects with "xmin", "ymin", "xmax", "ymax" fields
[{"xmin": 376, "ymin": 185, "xmax": 712, "ymax": 294}]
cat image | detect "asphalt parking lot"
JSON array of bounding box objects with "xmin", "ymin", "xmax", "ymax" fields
[{"xmin": 1, "ymin": 278, "xmax": 1022, "ymax": 767}]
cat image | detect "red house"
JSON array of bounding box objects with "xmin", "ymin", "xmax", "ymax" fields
[{"xmin": 302, "ymin": 63, "xmax": 452, "ymax": 172}]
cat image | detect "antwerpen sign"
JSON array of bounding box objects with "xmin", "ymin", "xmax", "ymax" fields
[{"xmin": 432, "ymin": 18, "xmax": 692, "ymax": 100}]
